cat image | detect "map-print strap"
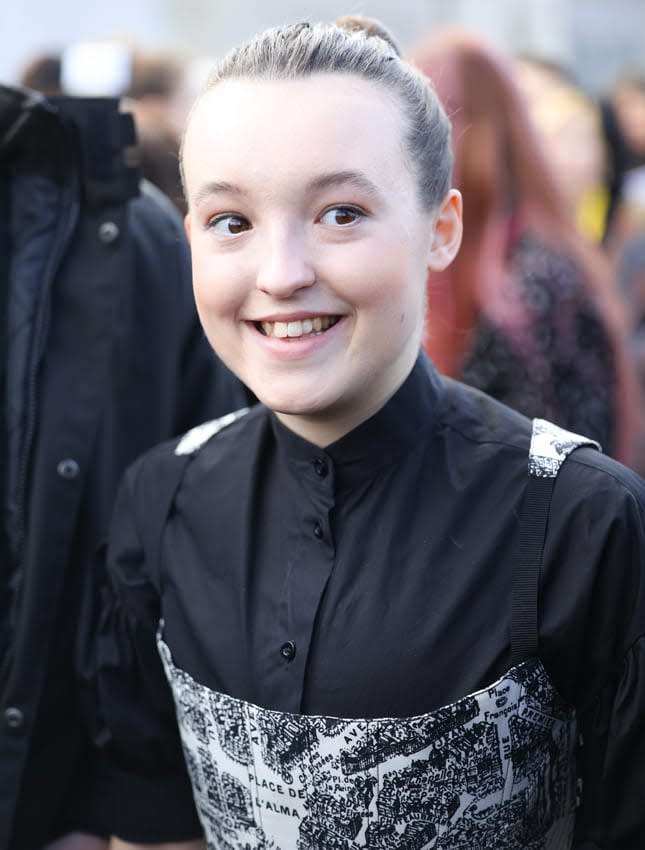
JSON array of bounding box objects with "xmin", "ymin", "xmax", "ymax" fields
[
  {"xmin": 511, "ymin": 419, "xmax": 600, "ymax": 666},
  {"xmin": 175, "ymin": 407, "xmax": 250, "ymax": 456},
  {"xmin": 528, "ymin": 418, "xmax": 601, "ymax": 478},
  {"xmin": 136, "ymin": 407, "xmax": 253, "ymax": 583}
]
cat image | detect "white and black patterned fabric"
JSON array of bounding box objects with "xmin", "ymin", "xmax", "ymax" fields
[
  {"xmin": 159, "ymin": 636, "xmax": 577, "ymax": 850},
  {"xmin": 528, "ymin": 418, "xmax": 601, "ymax": 478},
  {"xmin": 175, "ymin": 408, "xmax": 250, "ymax": 456}
]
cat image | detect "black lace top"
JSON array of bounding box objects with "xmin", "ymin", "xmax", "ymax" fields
[{"xmin": 460, "ymin": 233, "xmax": 617, "ymax": 453}]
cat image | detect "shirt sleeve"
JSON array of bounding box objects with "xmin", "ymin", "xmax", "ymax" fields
[
  {"xmin": 92, "ymin": 455, "xmax": 203, "ymax": 843},
  {"xmin": 574, "ymin": 635, "xmax": 645, "ymax": 849},
  {"xmin": 568, "ymin": 466, "xmax": 645, "ymax": 849}
]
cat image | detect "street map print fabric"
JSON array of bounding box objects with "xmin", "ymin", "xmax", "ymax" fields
[
  {"xmin": 528, "ymin": 418, "xmax": 600, "ymax": 478},
  {"xmin": 159, "ymin": 640, "xmax": 578, "ymax": 849}
]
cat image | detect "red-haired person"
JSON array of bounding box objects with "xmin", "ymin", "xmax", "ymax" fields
[{"xmin": 411, "ymin": 31, "xmax": 641, "ymax": 469}]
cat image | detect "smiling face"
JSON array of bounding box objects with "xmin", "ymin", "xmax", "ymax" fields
[{"xmin": 182, "ymin": 73, "xmax": 461, "ymax": 445}]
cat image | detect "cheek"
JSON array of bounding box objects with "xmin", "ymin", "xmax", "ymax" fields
[
  {"xmin": 349, "ymin": 264, "xmax": 427, "ymax": 351},
  {"xmin": 190, "ymin": 250, "xmax": 245, "ymax": 320},
  {"xmin": 334, "ymin": 241, "xmax": 415, "ymax": 301},
  {"xmin": 192, "ymin": 283, "xmax": 223, "ymax": 336}
]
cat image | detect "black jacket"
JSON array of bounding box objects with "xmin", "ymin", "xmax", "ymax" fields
[{"xmin": 0, "ymin": 85, "xmax": 247, "ymax": 849}]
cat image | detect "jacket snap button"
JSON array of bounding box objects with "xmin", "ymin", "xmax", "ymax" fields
[
  {"xmin": 4, "ymin": 707, "xmax": 24, "ymax": 730},
  {"xmin": 57, "ymin": 458, "xmax": 80, "ymax": 479},
  {"xmin": 98, "ymin": 221, "xmax": 120, "ymax": 244},
  {"xmin": 280, "ymin": 641, "xmax": 296, "ymax": 661},
  {"xmin": 313, "ymin": 521, "xmax": 323, "ymax": 539}
]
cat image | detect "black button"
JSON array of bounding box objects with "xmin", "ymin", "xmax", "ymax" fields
[
  {"xmin": 313, "ymin": 457, "xmax": 328, "ymax": 477},
  {"xmin": 280, "ymin": 641, "xmax": 296, "ymax": 661},
  {"xmin": 4, "ymin": 707, "xmax": 24, "ymax": 730},
  {"xmin": 313, "ymin": 521, "xmax": 323, "ymax": 539},
  {"xmin": 57, "ymin": 458, "xmax": 80, "ymax": 479}
]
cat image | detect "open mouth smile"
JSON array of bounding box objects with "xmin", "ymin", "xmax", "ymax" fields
[{"xmin": 257, "ymin": 316, "xmax": 341, "ymax": 339}]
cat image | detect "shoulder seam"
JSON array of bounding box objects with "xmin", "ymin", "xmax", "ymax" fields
[{"xmin": 437, "ymin": 418, "xmax": 528, "ymax": 458}]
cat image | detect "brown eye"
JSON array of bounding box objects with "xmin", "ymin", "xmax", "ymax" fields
[
  {"xmin": 209, "ymin": 214, "xmax": 251, "ymax": 235},
  {"xmin": 320, "ymin": 206, "xmax": 364, "ymax": 227}
]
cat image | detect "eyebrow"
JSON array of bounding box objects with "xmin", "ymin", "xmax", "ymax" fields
[
  {"xmin": 306, "ymin": 170, "xmax": 383, "ymax": 200},
  {"xmin": 191, "ymin": 170, "xmax": 383, "ymax": 208},
  {"xmin": 192, "ymin": 181, "xmax": 247, "ymax": 208}
]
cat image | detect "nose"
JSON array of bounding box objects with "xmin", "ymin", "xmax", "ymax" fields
[{"xmin": 256, "ymin": 225, "xmax": 315, "ymax": 298}]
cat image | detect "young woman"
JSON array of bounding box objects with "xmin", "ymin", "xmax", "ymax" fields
[{"xmin": 94, "ymin": 19, "xmax": 645, "ymax": 850}]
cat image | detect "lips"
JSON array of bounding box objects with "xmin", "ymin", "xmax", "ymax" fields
[{"xmin": 258, "ymin": 316, "xmax": 340, "ymax": 338}]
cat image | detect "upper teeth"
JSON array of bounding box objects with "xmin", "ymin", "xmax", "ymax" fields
[{"xmin": 260, "ymin": 316, "xmax": 338, "ymax": 338}]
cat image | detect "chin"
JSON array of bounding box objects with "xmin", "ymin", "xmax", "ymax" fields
[
  {"xmin": 255, "ymin": 386, "xmax": 332, "ymax": 418},
  {"xmin": 260, "ymin": 396, "xmax": 321, "ymax": 417}
]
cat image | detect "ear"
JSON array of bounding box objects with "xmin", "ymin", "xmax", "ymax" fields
[
  {"xmin": 184, "ymin": 213, "xmax": 192, "ymax": 243},
  {"xmin": 426, "ymin": 189, "xmax": 463, "ymax": 271}
]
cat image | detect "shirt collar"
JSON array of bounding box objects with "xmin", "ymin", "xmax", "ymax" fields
[{"xmin": 269, "ymin": 352, "xmax": 446, "ymax": 488}]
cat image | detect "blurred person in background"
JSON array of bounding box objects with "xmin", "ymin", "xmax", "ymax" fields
[
  {"xmin": 0, "ymin": 83, "xmax": 247, "ymax": 850},
  {"xmin": 517, "ymin": 56, "xmax": 611, "ymax": 245},
  {"xmin": 602, "ymin": 72, "xmax": 645, "ymax": 257},
  {"xmin": 19, "ymin": 42, "xmax": 188, "ymax": 214},
  {"xmin": 610, "ymin": 99, "xmax": 645, "ymax": 472},
  {"xmin": 618, "ymin": 232, "xmax": 645, "ymax": 370},
  {"xmin": 19, "ymin": 53, "xmax": 63, "ymax": 96},
  {"xmin": 410, "ymin": 30, "xmax": 641, "ymax": 468},
  {"xmin": 611, "ymin": 72, "xmax": 645, "ymax": 175},
  {"xmin": 606, "ymin": 72, "xmax": 645, "ymax": 225},
  {"xmin": 124, "ymin": 50, "xmax": 187, "ymax": 214}
]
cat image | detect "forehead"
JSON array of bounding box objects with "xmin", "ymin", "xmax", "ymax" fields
[{"xmin": 182, "ymin": 74, "xmax": 410, "ymax": 194}]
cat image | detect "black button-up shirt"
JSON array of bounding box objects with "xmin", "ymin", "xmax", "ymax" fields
[{"xmin": 100, "ymin": 355, "xmax": 645, "ymax": 847}]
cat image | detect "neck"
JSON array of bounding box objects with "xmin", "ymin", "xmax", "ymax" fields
[{"xmin": 274, "ymin": 358, "xmax": 417, "ymax": 448}]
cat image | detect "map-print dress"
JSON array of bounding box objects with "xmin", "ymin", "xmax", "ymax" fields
[{"xmin": 158, "ymin": 419, "xmax": 599, "ymax": 850}]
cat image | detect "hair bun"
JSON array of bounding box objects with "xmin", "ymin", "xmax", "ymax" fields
[{"xmin": 334, "ymin": 15, "xmax": 401, "ymax": 57}]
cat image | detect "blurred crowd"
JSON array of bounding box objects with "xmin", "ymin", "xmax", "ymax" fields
[
  {"xmin": 19, "ymin": 41, "xmax": 201, "ymax": 215},
  {"xmin": 16, "ymin": 31, "xmax": 645, "ymax": 473}
]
